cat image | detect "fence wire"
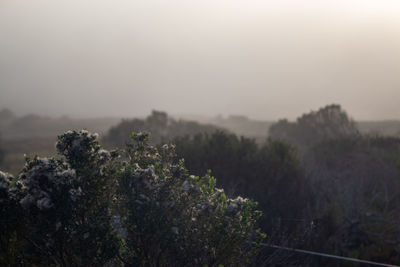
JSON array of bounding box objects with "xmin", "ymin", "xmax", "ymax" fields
[{"xmin": 251, "ymin": 242, "xmax": 399, "ymax": 267}]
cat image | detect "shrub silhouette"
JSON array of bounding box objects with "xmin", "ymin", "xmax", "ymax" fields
[
  {"xmin": 269, "ymin": 104, "xmax": 359, "ymax": 148},
  {"xmin": 103, "ymin": 110, "xmax": 220, "ymax": 147}
]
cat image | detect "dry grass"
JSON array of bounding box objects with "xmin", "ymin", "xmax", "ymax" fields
[{"xmin": 1, "ymin": 136, "xmax": 57, "ymax": 175}]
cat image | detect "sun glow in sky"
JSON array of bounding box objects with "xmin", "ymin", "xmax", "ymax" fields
[{"xmin": 1, "ymin": 0, "xmax": 400, "ymax": 120}]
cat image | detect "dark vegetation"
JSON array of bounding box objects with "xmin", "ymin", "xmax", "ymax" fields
[
  {"xmin": 103, "ymin": 110, "xmax": 221, "ymax": 147},
  {"xmin": 1, "ymin": 104, "xmax": 400, "ymax": 266},
  {"xmin": 303, "ymin": 135, "xmax": 400, "ymax": 264},
  {"xmin": 0, "ymin": 130, "xmax": 264, "ymax": 266},
  {"xmin": 173, "ymin": 105, "xmax": 400, "ymax": 265},
  {"xmin": 181, "ymin": 114, "xmax": 274, "ymax": 144},
  {"xmin": 174, "ymin": 132, "xmax": 313, "ymax": 238},
  {"xmin": 269, "ymin": 104, "xmax": 360, "ymax": 148}
]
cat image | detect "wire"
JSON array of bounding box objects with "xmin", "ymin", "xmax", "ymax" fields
[{"xmin": 251, "ymin": 242, "xmax": 399, "ymax": 267}]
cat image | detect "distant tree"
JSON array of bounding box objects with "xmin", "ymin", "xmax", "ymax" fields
[
  {"xmin": 269, "ymin": 104, "xmax": 359, "ymax": 148},
  {"xmin": 174, "ymin": 131, "xmax": 259, "ymax": 195},
  {"xmin": 0, "ymin": 108, "xmax": 15, "ymax": 123},
  {"xmin": 103, "ymin": 110, "xmax": 221, "ymax": 148}
]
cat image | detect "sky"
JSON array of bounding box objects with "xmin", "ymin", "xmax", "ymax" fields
[{"xmin": 1, "ymin": 0, "xmax": 400, "ymax": 120}]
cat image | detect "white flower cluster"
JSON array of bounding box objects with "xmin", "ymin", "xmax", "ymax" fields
[
  {"xmin": 213, "ymin": 188, "xmax": 224, "ymax": 198},
  {"xmin": 0, "ymin": 171, "xmax": 14, "ymax": 206},
  {"xmin": 161, "ymin": 143, "xmax": 176, "ymax": 158},
  {"xmin": 182, "ymin": 178, "xmax": 206, "ymax": 194},
  {"xmin": 132, "ymin": 165, "xmax": 158, "ymax": 190},
  {"xmin": 181, "ymin": 180, "xmax": 191, "ymax": 192},
  {"xmin": 98, "ymin": 149, "xmax": 111, "ymax": 162},
  {"xmin": 56, "ymin": 130, "xmax": 100, "ymax": 158},
  {"xmin": 0, "ymin": 171, "xmax": 13, "ymax": 190},
  {"xmin": 69, "ymin": 187, "xmax": 83, "ymax": 202},
  {"xmin": 227, "ymin": 196, "xmax": 248, "ymax": 213},
  {"xmin": 19, "ymin": 157, "xmax": 77, "ymax": 210},
  {"xmin": 112, "ymin": 215, "xmax": 127, "ymax": 239}
]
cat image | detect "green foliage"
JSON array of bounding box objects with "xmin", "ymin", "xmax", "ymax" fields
[
  {"xmin": 0, "ymin": 130, "xmax": 264, "ymax": 266},
  {"xmin": 18, "ymin": 130, "xmax": 120, "ymax": 266},
  {"xmin": 0, "ymin": 130, "xmax": 122, "ymax": 266},
  {"xmin": 116, "ymin": 133, "xmax": 264, "ymax": 266}
]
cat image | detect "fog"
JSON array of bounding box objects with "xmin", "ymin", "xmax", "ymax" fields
[{"xmin": 1, "ymin": 0, "xmax": 400, "ymax": 120}]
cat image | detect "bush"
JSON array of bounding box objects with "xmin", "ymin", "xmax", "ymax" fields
[
  {"xmin": 0, "ymin": 130, "xmax": 264, "ymax": 266},
  {"xmin": 16, "ymin": 130, "xmax": 120, "ymax": 266},
  {"xmin": 174, "ymin": 131, "xmax": 313, "ymax": 237},
  {"xmin": 115, "ymin": 132, "xmax": 264, "ymax": 266}
]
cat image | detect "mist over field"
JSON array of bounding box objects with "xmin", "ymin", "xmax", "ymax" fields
[
  {"xmin": 1, "ymin": 1, "xmax": 400, "ymax": 266},
  {"xmin": 1, "ymin": 0, "xmax": 400, "ymax": 120}
]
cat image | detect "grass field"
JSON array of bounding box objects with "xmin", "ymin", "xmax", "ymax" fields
[{"xmin": 1, "ymin": 136, "xmax": 57, "ymax": 175}]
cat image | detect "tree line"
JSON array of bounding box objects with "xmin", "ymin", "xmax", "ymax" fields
[{"xmin": 1, "ymin": 105, "xmax": 400, "ymax": 266}]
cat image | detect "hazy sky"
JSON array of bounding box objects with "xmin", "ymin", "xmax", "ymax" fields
[{"xmin": 1, "ymin": 0, "xmax": 400, "ymax": 120}]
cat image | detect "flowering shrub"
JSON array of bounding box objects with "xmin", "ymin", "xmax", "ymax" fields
[
  {"xmin": 0, "ymin": 130, "xmax": 264, "ymax": 266},
  {"xmin": 0, "ymin": 130, "xmax": 120, "ymax": 266},
  {"xmin": 16, "ymin": 130, "xmax": 121, "ymax": 266},
  {"xmin": 116, "ymin": 133, "xmax": 264, "ymax": 266}
]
